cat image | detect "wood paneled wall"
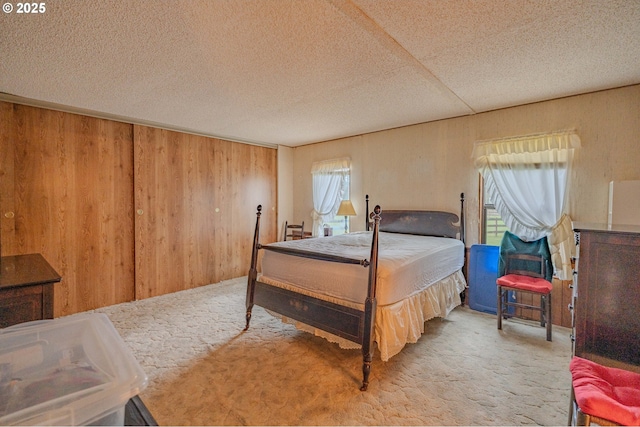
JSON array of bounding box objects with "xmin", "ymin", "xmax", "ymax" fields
[{"xmin": 1, "ymin": 102, "xmax": 277, "ymax": 316}]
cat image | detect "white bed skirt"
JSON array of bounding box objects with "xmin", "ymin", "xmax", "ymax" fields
[{"xmin": 261, "ymin": 269, "xmax": 467, "ymax": 361}]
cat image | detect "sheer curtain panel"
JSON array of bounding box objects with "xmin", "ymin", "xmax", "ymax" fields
[
  {"xmin": 311, "ymin": 158, "xmax": 350, "ymax": 237},
  {"xmin": 472, "ymin": 131, "xmax": 580, "ymax": 279}
]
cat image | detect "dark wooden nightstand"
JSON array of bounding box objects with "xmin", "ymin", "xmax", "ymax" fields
[{"xmin": 0, "ymin": 253, "xmax": 61, "ymax": 328}]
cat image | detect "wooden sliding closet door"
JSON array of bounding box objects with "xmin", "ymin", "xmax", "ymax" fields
[
  {"xmin": 0, "ymin": 103, "xmax": 135, "ymax": 316},
  {"xmin": 0, "ymin": 103, "xmax": 17, "ymax": 255},
  {"xmin": 133, "ymin": 126, "xmax": 276, "ymax": 299}
]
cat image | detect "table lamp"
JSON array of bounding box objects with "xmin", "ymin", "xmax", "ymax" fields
[{"xmin": 337, "ymin": 200, "xmax": 356, "ymax": 234}]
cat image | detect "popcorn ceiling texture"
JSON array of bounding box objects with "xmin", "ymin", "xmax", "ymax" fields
[
  {"xmin": 93, "ymin": 276, "xmax": 573, "ymax": 426},
  {"xmin": 1, "ymin": 0, "xmax": 639, "ymax": 146}
]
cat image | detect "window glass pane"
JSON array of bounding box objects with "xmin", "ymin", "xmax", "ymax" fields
[
  {"xmin": 484, "ymin": 205, "xmax": 508, "ymax": 245},
  {"xmin": 483, "ymin": 178, "xmax": 508, "ymax": 245}
]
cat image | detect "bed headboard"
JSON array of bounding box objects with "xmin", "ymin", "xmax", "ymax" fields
[{"xmin": 365, "ymin": 193, "xmax": 465, "ymax": 242}]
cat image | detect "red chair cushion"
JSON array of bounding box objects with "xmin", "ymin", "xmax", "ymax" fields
[
  {"xmin": 496, "ymin": 274, "xmax": 552, "ymax": 293},
  {"xmin": 570, "ymin": 356, "xmax": 640, "ymax": 426}
]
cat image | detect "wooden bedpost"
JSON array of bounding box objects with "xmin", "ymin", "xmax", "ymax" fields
[
  {"xmin": 459, "ymin": 193, "xmax": 466, "ymax": 306},
  {"xmin": 460, "ymin": 193, "xmax": 465, "ymax": 244},
  {"xmin": 244, "ymin": 205, "xmax": 262, "ymax": 331},
  {"xmin": 365, "ymin": 194, "xmax": 370, "ymax": 231},
  {"xmin": 361, "ymin": 204, "xmax": 381, "ymax": 391}
]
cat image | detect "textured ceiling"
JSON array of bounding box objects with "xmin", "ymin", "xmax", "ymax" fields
[{"xmin": 1, "ymin": 0, "xmax": 639, "ymax": 147}]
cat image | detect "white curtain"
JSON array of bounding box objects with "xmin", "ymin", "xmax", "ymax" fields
[
  {"xmin": 311, "ymin": 158, "xmax": 350, "ymax": 237},
  {"xmin": 472, "ymin": 131, "xmax": 581, "ymax": 280}
]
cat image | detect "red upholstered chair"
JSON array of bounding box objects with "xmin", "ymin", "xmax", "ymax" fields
[
  {"xmin": 569, "ymin": 356, "xmax": 640, "ymax": 426},
  {"xmin": 496, "ymin": 253, "xmax": 553, "ymax": 341}
]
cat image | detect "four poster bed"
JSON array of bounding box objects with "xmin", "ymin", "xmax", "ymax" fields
[{"xmin": 244, "ymin": 194, "xmax": 467, "ymax": 391}]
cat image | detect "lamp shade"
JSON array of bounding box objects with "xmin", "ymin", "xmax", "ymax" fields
[{"xmin": 337, "ymin": 200, "xmax": 356, "ymax": 216}]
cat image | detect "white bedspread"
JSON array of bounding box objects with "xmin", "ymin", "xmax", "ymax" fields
[
  {"xmin": 261, "ymin": 231, "xmax": 464, "ymax": 306},
  {"xmin": 259, "ymin": 231, "xmax": 467, "ymax": 360}
]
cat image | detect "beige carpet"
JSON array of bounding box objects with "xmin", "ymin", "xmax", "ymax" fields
[{"xmin": 93, "ymin": 276, "xmax": 572, "ymax": 426}]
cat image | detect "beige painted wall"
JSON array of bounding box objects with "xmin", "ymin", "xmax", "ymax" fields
[{"xmin": 290, "ymin": 84, "xmax": 640, "ymax": 246}]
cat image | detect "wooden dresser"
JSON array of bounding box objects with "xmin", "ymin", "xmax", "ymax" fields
[
  {"xmin": 0, "ymin": 253, "xmax": 61, "ymax": 328},
  {"xmin": 571, "ymin": 223, "xmax": 640, "ymax": 372}
]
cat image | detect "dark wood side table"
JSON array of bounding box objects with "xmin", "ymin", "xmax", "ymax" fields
[
  {"xmin": 0, "ymin": 253, "xmax": 61, "ymax": 328},
  {"xmin": 125, "ymin": 395, "xmax": 159, "ymax": 426}
]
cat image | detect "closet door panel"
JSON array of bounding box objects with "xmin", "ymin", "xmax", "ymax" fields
[
  {"xmin": 227, "ymin": 140, "xmax": 278, "ymax": 276},
  {"xmin": 134, "ymin": 125, "xmax": 276, "ymax": 299},
  {"xmin": 1, "ymin": 103, "xmax": 135, "ymax": 316},
  {"xmin": 0, "ymin": 103, "xmax": 17, "ymax": 255},
  {"xmin": 132, "ymin": 126, "xmax": 180, "ymax": 298}
]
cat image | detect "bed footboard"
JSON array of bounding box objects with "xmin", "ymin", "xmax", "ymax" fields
[{"xmin": 253, "ymin": 281, "xmax": 365, "ymax": 342}]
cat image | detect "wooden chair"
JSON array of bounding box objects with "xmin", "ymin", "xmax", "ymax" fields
[
  {"xmin": 496, "ymin": 252, "xmax": 553, "ymax": 341},
  {"xmin": 284, "ymin": 221, "xmax": 305, "ymax": 241},
  {"xmin": 568, "ymin": 356, "xmax": 640, "ymax": 426}
]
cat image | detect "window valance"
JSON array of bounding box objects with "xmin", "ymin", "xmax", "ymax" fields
[
  {"xmin": 311, "ymin": 157, "xmax": 351, "ymax": 174},
  {"xmin": 472, "ymin": 130, "xmax": 581, "ymax": 166}
]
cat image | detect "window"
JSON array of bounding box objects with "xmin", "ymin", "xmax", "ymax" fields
[
  {"xmin": 311, "ymin": 158, "xmax": 350, "ymax": 237},
  {"xmin": 472, "ymin": 131, "xmax": 580, "ymax": 280},
  {"xmin": 323, "ymin": 175, "xmax": 350, "ymax": 236},
  {"xmin": 481, "ymin": 179, "xmax": 508, "ymax": 246}
]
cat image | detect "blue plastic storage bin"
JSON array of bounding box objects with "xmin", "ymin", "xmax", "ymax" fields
[{"xmin": 468, "ymin": 244, "xmax": 500, "ymax": 314}]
